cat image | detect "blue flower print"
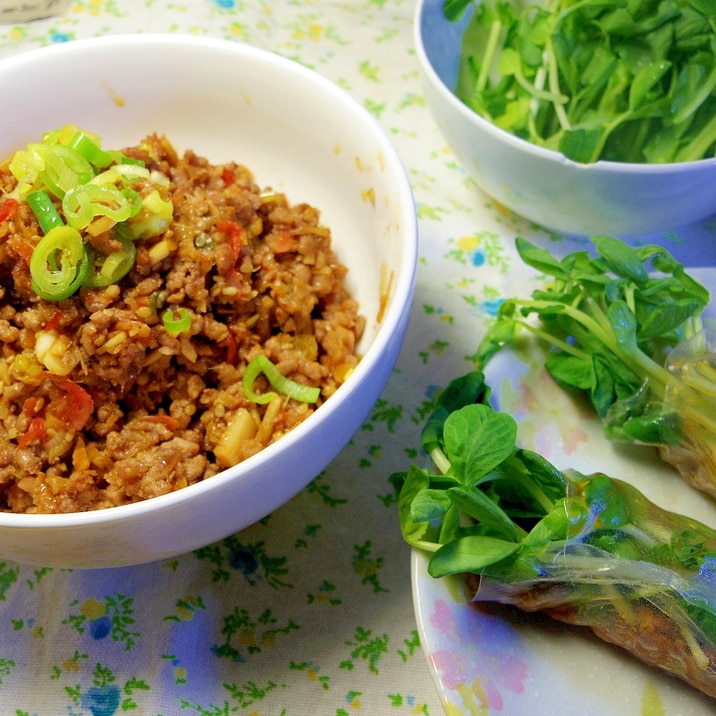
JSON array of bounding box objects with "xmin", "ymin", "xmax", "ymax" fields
[{"xmin": 81, "ymin": 685, "xmax": 121, "ymax": 716}]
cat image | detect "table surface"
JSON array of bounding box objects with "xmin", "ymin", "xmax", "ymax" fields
[{"xmin": 1, "ymin": 2, "xmax": 716, "ymax": 715}]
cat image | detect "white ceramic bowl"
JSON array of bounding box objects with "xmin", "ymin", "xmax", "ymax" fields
[
  {"xmin": 415, "ymin": 0, "xmax": 716, "ymax": 237},
  {"xmin": 0, "ymin": 34, "xmax": 417, "ymax": 568}
]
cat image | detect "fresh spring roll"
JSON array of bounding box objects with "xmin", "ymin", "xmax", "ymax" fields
[
  {"xmin": 474, "ymin": 236, "xmax": 716, "ymax": 498},
  {"xmin": 396, "ymin": 370, "xmax": 716, "ymax": 698}
]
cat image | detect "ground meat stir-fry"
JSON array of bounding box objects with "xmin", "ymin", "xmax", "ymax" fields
[{"xmin": 0, "ymin": 133, "xmax": 364, "ymax": 513}]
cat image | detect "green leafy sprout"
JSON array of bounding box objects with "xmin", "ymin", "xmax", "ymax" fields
[
  {"xmin": 475, "ymin": 235, "xmax": 716, "ymax": 495},
  {"xmin": 444, "ymin": 0, "xmax": 716, "ymax": 163}
]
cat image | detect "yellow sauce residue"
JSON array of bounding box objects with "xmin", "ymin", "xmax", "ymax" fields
[
  {"xmin": 355, "ymin": 155, "xmax": 365, "ymax": 171},
  {"xmin": 377, "ymin": 151, "xmax": 385, "ymax": 172},
  {"xmin": 377, "ymin": 262, "xmax": 394, "ymax": 323},
  {"xmin": 101, "ymin": 81, "xmax": 125, "ymax": 107},
  {"xmin": 333, "ymin": 143, "xmax": 341, "ymax": 155},
  {"xmin": 361, "ymin": 187, "xmax": 376, "ymax": 206}
]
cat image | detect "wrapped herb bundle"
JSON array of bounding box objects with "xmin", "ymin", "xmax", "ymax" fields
[
  {"xmin": 475, "ymin": 236, "xmax": 716, "ymax": 496},
  {"xmin": 396, "ymin": 371, "xmax": 716, "ymax": 697}
]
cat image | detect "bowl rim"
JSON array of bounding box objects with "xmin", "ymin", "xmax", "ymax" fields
[
  {"xmin": 414, "ymin": 0, "xmax": 716, "ymax": 174},
  {"xmin": 0, "ymin": 33, "xmax": 418, "ymax": 527}
]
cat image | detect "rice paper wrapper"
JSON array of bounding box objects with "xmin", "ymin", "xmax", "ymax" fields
[
  {"xmin": 659, "ymin": 326, "xmax": 716, "ymax": 496},
  {"xmin": 471, "ymin": 473, "xmax": 716, "ymax": 697}
]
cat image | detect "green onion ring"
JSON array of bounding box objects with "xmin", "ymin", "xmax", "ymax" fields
[
  {"xmin": 68, "ymin": 131, "xmax": 113, "ymax": 169},
  {"xmin": 243, "ymin": 354, "xmax": 320, "ymax": 404},
  {"xmin": 32, "ymin": 143, "xmax": 95, "ymax": 198},
  {"xmin": 162, "ymin": 307, "xmax": 192, "ymax": 335},
  {"xmin": 63, "ymin": 183, "xmax": 133, "ymax": 230},
  {"xmin": 83, "ymin": 232, "xmax": 137, "ymax": 288},
  {"xmin": 30, "ymin": 225, "xmax": 89, "ymax": 301}
]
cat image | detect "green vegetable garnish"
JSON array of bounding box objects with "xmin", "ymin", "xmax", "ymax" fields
[
  {"xmin": 446, "ymin": 0, "xmax": 716, "ymax": 163},
  {"xmin": 26, "ymin": 189, "xmax": 64, "ymax": 235},
  {"xmin": 475, "ymin": 235, "xmax": 716, "ymax": 495},
  {"xmin": 63, "ymin": 183, "xmax": 134, "ymax": 230},
  {"xmin": 396, "ymin": 370, "xmax": 716, "ymax": 697},
  {"xmin": 68, "ymin": 130, "xmax": 114, "ymax": 170},
  {"xmin": 8, "ymin": 125, "xmax": 174, "ymax": 301},
  {"xmin": 29, "ymin": 225, "xmax": 89, "ymax": 301},
  {"xmin": 162, "ymin": 307, "xmax": 192, "ymax": 335},
  {"xmin": 83, "ymin": 229, "xmax": 137, "ymax": 288},
  {"xmin": 243, "ymin": 354, "xmax": 321, "ymax": 404}
]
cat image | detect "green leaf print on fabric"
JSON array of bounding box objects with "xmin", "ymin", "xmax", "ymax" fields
[
  {"xmin": 63, "ymin": 662, "xmax": 150, "ymax": 716},
  {"xmin": 290, "ymin": 660, "xmax": 330, "ymax": 691},
  {"xmin": 352, "ymin": 540, "xmax": 388, "ymax": 593},
  {"xmin": 364, "ymin": 98, "xmax": 387, "ymax": 118},
  {"xmin": 64, "ymin": 595, "xmax": 139, "ymax": 651},
  {"xmin": 294, "ymin": 523, "xmax": 321, "ymax": 548},
  {"xmin": 388, "ymin": 692, "xmax": 431, "ymax": 713},
  {"xmin": 212, "ymin": 607, "xmax": 299, "ymax": 662},
  {"xmin": 0, "ymin": 657, "xmax": 15, "ymax": 686},
  {"xmin": 396, "ymin": 630, "xmax": 421, "ymax": 662},
  {"xmin": 194, "ymin": 536, "xmax": 291, "ymax": 588},
  {"xmin": 446, "ymin": 231, "xmax": 510, "ymax": 272},
  {"xmin": 305, "ymin": 472, "xmax": 349, "ymax": 507},
  {"xmin": 340, "ymin": 627, "xmax": 389, "ymax": 675},
  {"xmin": 223, "ymin": 680, "xmax": 280, "ymax": 709},
  {"xmin": 0, "ymin": 562, "xmax": 20, "ymax": 601},
  {"xmin": 163, "ymin": 595, "xmax": 207, "ymax": 624},
  {"xmin": 179, "ymin": 681, "xmax": 286, "ymax": 715},
  {"xmin": 362, "ymin": 397, "xmax": 402, "ymax": 433},
  {"xmin": 418, "ymin": 338, "xmax": 451, "ymax": 365},
  {"xmin": 306, "ymin": 579, "xmax": 341, "ymax": 606}
]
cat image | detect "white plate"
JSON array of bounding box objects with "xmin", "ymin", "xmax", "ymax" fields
[{"xmin": 412, "ymin": 268, "xmax": 716, "ymax": 715}]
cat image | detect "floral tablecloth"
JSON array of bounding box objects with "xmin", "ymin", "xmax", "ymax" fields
[{"xmin": 1, "ymin": 2, "xmax": 716, "ymax": 716}]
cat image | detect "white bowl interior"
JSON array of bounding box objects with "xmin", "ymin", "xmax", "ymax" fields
[{"xmin": 0, "ymin": 35, "xmax": 417, "ymax": 567}]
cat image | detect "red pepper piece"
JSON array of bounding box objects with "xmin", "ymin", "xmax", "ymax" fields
[
  {"xmin": 215, "ymin": 219, "xmax": 246, "ymax": 259},
  {"xmin": 223, "ymin": 330, "xmax": 238, "ymax": 366},
  {"xmin": 44, "ymin": 309, "xmax": 64, "ymax": 333},
  {"xmin": 0, "ymin": 198, "xmax": 18, "ymax": 223},
  {"xmin": 46, "ymin": 374, "xmax": 94, "ymax": 432},
  {"xmin": 18, "ymin": 416, "xmax": 48, "ymax": 449}
]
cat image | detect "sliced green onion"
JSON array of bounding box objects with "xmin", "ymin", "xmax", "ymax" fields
[
  {"xmin": 32, "ymin": 143, "xmax": 95, "ymax": 198},
  {"xmin": 40, "ymin": 124, "xmax": 81, "ymax": 146},
  {"xmin": 68, "ymin": 131, "xmax": 113, "ymax": 169},
  {"xmin": 242, "ymin": 354, "xmax": 321, "ymax": 404},
  {"xmin": 119, "ymin": 155, "xmax": 145, "ymax": 167},
  {"xmin": 142, "ymin": 190, "xmax": 173, "ymax": 220},
  {"xmin": 162, "ymin": 307, "xmax": 192, "ymax": 335},
  {"xmin": 30, "ymin": 225, "xmax": 89, "ymax": 300},
  {"xmin": 121, "ymin": 188, "xmax": 143, "ymax": 218},
  {"xmin": 91, "ymin": 164, "xmax": 151, "ymax": 186},
  {"xmin": 27, "ymin": 189, "xmax": 64, "ymax": 234},
  {"xmin": 63, "ymin": 184, "xmax": 133, "ymax": 230},
  {"xmin": 104, "ymin": 150, "xmax": 145, "ymax": 167},
  {"xmin": 8, "ymin": 148, "xmax": 45, "ymax": 197},
  {"xmin": 83, "ymin": 230, "xmax": 137, "ymax": 288}
]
